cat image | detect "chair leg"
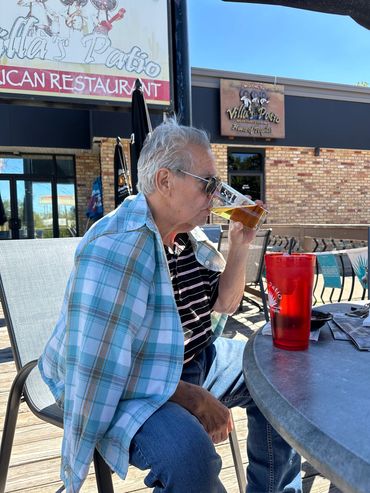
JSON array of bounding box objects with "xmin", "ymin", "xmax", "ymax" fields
[
  {"xmin": 260, "ymin": 279, "xmax": 270, "ymax": 322},
  {"xmin": 229, "ymin": 413, "xmax": 246, "ymax": 493},
  {"xmin": 93, "ymin": 449, "xmax": 114, "ymax": 493},
  {"xmin": 0, "ymin": 361, "xmax": 37, "ymax": 493}
]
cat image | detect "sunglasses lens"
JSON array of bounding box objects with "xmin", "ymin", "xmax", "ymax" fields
[{"xmin": 205, "ymin": 177, "xmax": 220, "ymax": 195}]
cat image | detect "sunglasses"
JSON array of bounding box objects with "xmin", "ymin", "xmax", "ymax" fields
[{"xmin": 177, "ymin": 169, "xmax": 221, "ymax": 196}]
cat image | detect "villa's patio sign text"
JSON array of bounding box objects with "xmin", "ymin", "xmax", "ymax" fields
[
  {"xmin": 0, "ymin": 0, "xmax": 171, "ymax": 105},
  {"xmin": 220, "ymin": 79, "xmax": 285, "ymax": 138}
]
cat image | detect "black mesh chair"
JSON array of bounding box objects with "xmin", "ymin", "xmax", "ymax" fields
[
  {"xmin": 220, "ymin": 227, "xmax": 271, "ymax": 321},
  {"xmin": 0, "ymin": 238, "xmax": 114, "ymax": 493},
  {"xmin": 243, "ymin": 229, "xmax": 271, "ymax": 321},
  {"xmin": 0, "ymin": 236, "xmax": 246, "ymax": 493}
]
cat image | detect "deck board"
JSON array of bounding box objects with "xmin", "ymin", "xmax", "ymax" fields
[{"xmin": 0, "ymin": 303, "xmax": 343, "ymax": 492}]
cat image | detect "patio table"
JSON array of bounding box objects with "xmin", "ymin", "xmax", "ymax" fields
[{"xmin": 243, "ymin": 302, "xmax": 370, "ymax": 493}]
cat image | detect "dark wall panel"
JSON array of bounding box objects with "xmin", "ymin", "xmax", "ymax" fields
[
  {"xmin": 0, "ymin": 104, "xmax": 91, "ymax": 149},
  {"xmin": 192, "ymin": 86, "xmax": 220, "ymax": 138},
  {"xmin": 1, "ymin": 88, "xmax": 368, "ymax": 150},
  {"xmin": 192, "ymin": 86, "xmax": 370, "ymax": 150},
  {"xmin": 0, "ymin": 104, "xmax": 163, "ymax": 149},
  {"xmin": 91, "ymin": 110, "xmax": 163, "ymax": 139},
  {"xmin": 284, "ymin": 96, "xmax": 370, "ymax": 149},
  {"xmin": 91, "ymin": 110, "xmax": 131, "ymax": 139},
  {"xmin": 0, "ymin": 105, "xmax": 11, "ymax": 145}
]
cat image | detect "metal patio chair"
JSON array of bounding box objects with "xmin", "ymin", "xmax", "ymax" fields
[
  {"xmin": 243, "ymin": 228, "xmax": 271, "ymax": 321},
  {"xmin": 0, "ymin": 237, "xmax": 247, "ymax": 493},
  {"xmin": 0, "ymin": 238, "xmax": 114, "ymax": 493},
  {"xmin": 220, "ymin": 227, "xmax": 271, "ymax": 321}
]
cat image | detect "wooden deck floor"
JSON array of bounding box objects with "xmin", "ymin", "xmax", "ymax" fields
[{"xmin": 0, "ymin": 303, "xmax": 343, "ymax": 493}]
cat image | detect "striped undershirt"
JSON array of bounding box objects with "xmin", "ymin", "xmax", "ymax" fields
[{"xmin": 165, "ymin": 233, "xmax": 220, "ymax": 364}]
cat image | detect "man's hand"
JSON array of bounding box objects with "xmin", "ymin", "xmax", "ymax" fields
[
  {"xmin": 228, "ymin": 219, "xmax": 256, "ymax": 247},
  {"xmin": 170, "ymin": 380, "xmax": 233, "ymax": 443},
  {"xmin": 228, "ymin": 199, "xmax": 267, "ymax": 247},
  {"xmin": 214, "ymin": 200, "xmax": 266, "ymax": 314}
]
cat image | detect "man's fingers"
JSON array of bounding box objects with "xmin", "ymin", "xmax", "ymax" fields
[
  {"xmin": 210, "ymin": 429, "xmax": 229, "ymax": 444},
  {"xmin": 227, "ymin": 414, "xmax": 234, "ymax": 434}
]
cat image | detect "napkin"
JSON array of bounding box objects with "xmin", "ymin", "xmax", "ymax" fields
[
  {"xmin": 343, "ymin": 304, "xmax": 370, "ymax": 327},
  {"xmin": 262, "ymin": 322, "xmax": 321, "ymax": 342},
  {"xmin": 331, "ymin": 313, "xmax": 370, "ymax": 350},
  {"xmin": 327, "ymin": 319, "xmax": 351, "ymax": 341}
]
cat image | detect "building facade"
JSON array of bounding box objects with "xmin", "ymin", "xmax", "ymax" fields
[
  {"xmin": 0, "ymin": 67, "xmax": 370, "ymax": 240},
  {"xmin": 192, "ymin": 68, "xmax": 370, "ymax": 226}
]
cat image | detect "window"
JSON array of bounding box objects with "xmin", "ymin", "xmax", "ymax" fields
[
  {"xmin": 0, "ymin": 154, "xmax": 77, "ymax": 239},
  {"xmin": 228, "ymin": 150, "xmax": 265, "ymax": 201}
]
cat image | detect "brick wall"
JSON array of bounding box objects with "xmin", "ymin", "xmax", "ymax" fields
[
  {"xmin": 76, "ymin": 142, "xmax": 370, "ymax": 232},
  {"xmin": 265, "ymin": 147, "xmax": 370, "ymax": 224},
  {"xmin": 75, "ymin": 150, "xmax": 100, "ymax": 234},
  {"xmin": 100, "ymin": 138, "xmax": 116, "ymax": 215},
  {"xmin": 75, "ymin": 138, "xmax": 131, "ymax": 234},
  {"xmin": 211, "ymin": 144, "xmax": 228, "ymax": 183},
  {"xmin": 210, "ymin": 144, "xmax": 370, "ymax": 225}
]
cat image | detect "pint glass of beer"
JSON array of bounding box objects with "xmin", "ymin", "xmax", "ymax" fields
[{"xmin": 210, "ymin": 182, "xmax": 267, "ymax": 230}]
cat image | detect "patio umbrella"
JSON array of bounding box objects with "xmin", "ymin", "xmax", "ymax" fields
[
  {"xmin": 114, "ymin": 136, "xmax": 131, "ymax": 206},
  {"xmin": 222, "ymin": 0, "xmax": 370, "ymax": 29},
  {"xmin": 130, "ymin": 78, "xmax": 153, "ymax": 194}
]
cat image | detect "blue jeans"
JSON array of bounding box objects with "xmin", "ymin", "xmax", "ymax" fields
[{"xmin": 129, "ymin": 337, "xmax": 302, "ymax": 493}]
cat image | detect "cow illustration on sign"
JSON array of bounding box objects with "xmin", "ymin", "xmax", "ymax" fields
[
  {"xmin": 17, "ymin": 0, "xmax": 55, "ymax": 36},
  {"xmin": 59, "ymin": 0, "xmax": 89, "ymax": 32},
  {"xmin": 91, "ymin": 0, "xmax": 126, "ymax": 35},
  {"xmin": 240, "ymin": 88, "xmax": 270, "ymax": 120},
  {"xmin": 57, "ymin": 0, "xmax": 125, "ymax": 35}
]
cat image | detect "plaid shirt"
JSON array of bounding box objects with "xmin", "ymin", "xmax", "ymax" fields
[{"xmin": 38, "ymin": 193, "xmax": 227, "ymax": 492}]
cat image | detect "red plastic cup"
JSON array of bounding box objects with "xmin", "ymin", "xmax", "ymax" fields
[{"xmin": 265, "ymin": 253, "xmax": 316, "ymax": 351}]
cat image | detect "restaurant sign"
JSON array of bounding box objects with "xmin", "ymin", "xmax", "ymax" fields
[
  {"xmin": 220, "ymin": 79, "xmax": 285, "ymax": 138},
  {"xmin": 0, "ymin": 0, "xmax": 171, "ymax": 106}
]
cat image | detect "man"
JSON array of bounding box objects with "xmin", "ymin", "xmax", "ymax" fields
[{"xmin": 39, "ymin": 119, "xmax": 301, "ymax": 492}]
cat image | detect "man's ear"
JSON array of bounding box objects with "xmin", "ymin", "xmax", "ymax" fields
[{"xmin": 155, "ymin": 168, "xmax": 172, "ymax": 197}]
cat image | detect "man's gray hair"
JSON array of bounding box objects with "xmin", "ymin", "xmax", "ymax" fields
[{"xmin": 137, "ymin": 117, "xmax": 211, "ymax": 195}]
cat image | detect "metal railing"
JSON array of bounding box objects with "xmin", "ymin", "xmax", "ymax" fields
[
  {"xmin": 312, "ymin": 251, "xmax": 367, "ymax": 305},
  {"xmin": 268, "ymin": 235, "xmax": 367, "ymax": 253},
  {"xmin": 264, "ymin": 225, "xmax": 369, "ymax": 305}
]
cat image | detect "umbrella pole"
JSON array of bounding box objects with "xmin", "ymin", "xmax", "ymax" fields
[
  {"xmin": 116, "ymin": 137, "xmax": 132, "ymax": 194},
  {"xmin": 130, "ymin": 79, "xmax": 153, "ymax": 194}
]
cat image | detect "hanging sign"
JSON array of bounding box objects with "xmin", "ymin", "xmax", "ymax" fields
[
  {"xmin": 0, "ymin": 0, "xmax": 171, "ymax": 105},
  {"xmin": 220, "ymin": 79, "xmax": 285, "ymax": 139}
]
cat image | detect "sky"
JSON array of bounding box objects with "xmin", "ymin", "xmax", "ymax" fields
[{"xmin": 188, "ymin": 0, "xmax": 370, "ymax": 87}]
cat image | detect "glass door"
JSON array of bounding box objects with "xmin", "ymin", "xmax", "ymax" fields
[
  {"xmin": 18, "ymin": 181, "xmax": 53, "ymax": 239},
  {"xmin": 0, "ymin": 178, "xmax": 53, "ymax": 239},
  {"xmin": 0, "ymin": 155, "xmax": 77, "ymax": 240},
  {"xmin": 0, "ymin": 180, "xmax": 11, "ymax": 239},
  {"xmin": 228, "ymin": 150, "xmax": 265, "ymax": 202}
]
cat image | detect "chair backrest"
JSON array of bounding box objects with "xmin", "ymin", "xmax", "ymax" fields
[
  {"xmin": 245, "ymin": 229, "xmax": 271, "ymax": 285},
  {"xmin": 0, "ymin": 238, "xmax": 80, "ymax": 416},
  {"xmin": 219, "ymin": 228, "xmax": 271, "ymax": 284}
]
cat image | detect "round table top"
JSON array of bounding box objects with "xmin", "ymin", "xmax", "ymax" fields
[{"xmin": 243, "ymin": 302, "xmax": 370, "ymax": 493}]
